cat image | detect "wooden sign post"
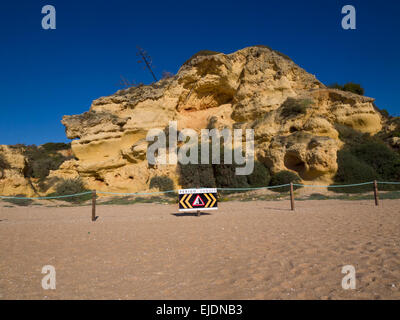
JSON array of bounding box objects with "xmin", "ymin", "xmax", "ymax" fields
[
  {"xmin": 373, "ymin": 180, "xmax": 379, "ymax": 206},
  {"xmin": 290, "ymin": 182, "xmax": 295, "ymax": 211},
  {"xmin": 92, "ymin": 190, "xmax": 96, "ymax": 221}
]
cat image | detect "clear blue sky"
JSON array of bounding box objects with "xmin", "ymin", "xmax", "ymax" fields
[{"xmin": 1, "ymin": 0, "xmax": 399, "ymax": 145}]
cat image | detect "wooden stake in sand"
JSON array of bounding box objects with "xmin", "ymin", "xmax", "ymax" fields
[
  {"xmin": 92, "ymin": 190, "xmax": 96, "ymax": 221},
  {"xmin": 290, "ymin": 182, "xmax": 295, "ymax": 211},
  {"xmin": 373, "ymin": 180, "xmax": 379, "ymax": 206}
]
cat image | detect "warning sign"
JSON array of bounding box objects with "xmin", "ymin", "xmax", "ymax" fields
[
  {"xmin": 192, "ymin": 195, "xmax": 205, "ymax": 206},
  {"xmin": 178, "ymin": 188, "xmax": 218, "ymax": 212}
]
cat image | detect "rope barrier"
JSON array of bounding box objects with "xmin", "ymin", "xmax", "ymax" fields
[
  {"xmin": 0, "ymin": 181, "xmax": 399, "ymax": 200},
  {"xmin": 293, "ymin": 181, "xmax": 373, "ymax": 188},
  {"xmin": 0, "ymin": 191, "xmax": 93, "ymax": 200},
  {"xmin": 96, "ymin": 190, "xmax": 177, "ymax": 196},
  {"xmin": 217, "ymin": 184, "xmax": 291, "ymax": 191},
  {"xmin": 377, "ymin": 181, "xmax": 400, "ymax": 185}
]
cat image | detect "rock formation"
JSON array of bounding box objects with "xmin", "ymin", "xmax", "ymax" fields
[
  {"xmin": 0, "ymin": 46, "xmax": 396, "ymax": 195},
  {"xmin": 0, "ymin": 145, "xmax": 34, "ymax": 196}
]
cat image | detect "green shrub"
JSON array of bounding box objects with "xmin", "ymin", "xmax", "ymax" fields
[
  {"xmin": 280, "ymin": 98, "xmax": 312, "ymax": 118},
  {"xmin": 331, "ymin": 139, "xmax": 400, "ymax": 192},
  {"xmin": 1, "ymin": 194, "xmax": 33, "ymax": 207},
  {"xmin": 176, "ymin": 141, "xmax": 216, "ymax": 188},
  {"xmin": 41, "ymin": 142, "xmax": 70, "ymax": 152},
  {"xmin": 23, "ymin": 145, "xmax": 72, "ymax": 181},
  {"xmin": 343, "ymin": 82, "xmax": 364, "ymax": 95},
  {"xmin": 178, "ymin": 162, "xmax": 216, "ymax": 189},
  {"xmin": 177, "ymin": 141, "xmax": 257, "ymax": 190},
  {"xmin": 351, "ymin": 142, "xmax": 400, "ymax": 181},
  {"xmin": 0, "ymin": 153, "xmax": 10, "ymax": 175},
  {"xmin": 32, "ymin": 155, "xmax": 66, "ymax": 179},
  {"xmin": 331, "ymin": 150, "xmax": 379, "ymax": 193},
  {"xmin": 176, "ymin": 140, "xmax": 272, "ymax": 191},
  {"xmin": 50, "ymin": 178, "xmax": 91, "ymax": 203},
  {"xmin": 328, "ymin": 83, "xmax": 344, "ymax": 90},
  {"xmin": 213, "ymin": 153, "xmax": 271, "ymax": 190},
  {"xmin": 334, "ymin": 124, "xmax": 365, "ymax": 146},
  {"xmin": 269, "ymin": 170, "xmax": 302, "ymax": 192},
  {"xmin": 29, "ymin": 157, "xmax": 58, "ymax": 179},
  {"xmin": 308, "ymin": 193, "xmax": 330, "ymax": 200},
  {"xmin": 37, "ymin": 176, "xmax": 62, "ymax": 193},
  {"xmin": 246, "ymin": 161, "xmax": 271, "ymax": 187},
  {"xmin": 149, "ymin": 176, "xmax": 174, "ymax": 191},
  {"xmin": 214, "ymin": 164, "xmax": 249, "ymax": 189},
  {"xmin": 213, "ymin": 145, "xmax": 249, "ymax": 189},
  {"xmin": 379, "ymin": 109, "xmax": 390, "ymax": 118},
  {"xmin": 328, "ymin": 82, "xmax": 364, "ymax": 95}
]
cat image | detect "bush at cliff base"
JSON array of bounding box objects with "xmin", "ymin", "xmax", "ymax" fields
[
  {"xmin": 269, "ymin": 170, "xmax": 302, "ymax": 192},
  {"xmin": 1, "ymin": 194, "xmax": 33, "ymax": 207},
  {"xmin": 149, "ymin": 176, "xmax": 176, "ymax": 198},
  {"xmin": 48, "ymin": 178, "xmax": 91, "ymax": 204},
  {"xmin": 330, "ymin": 141, "xmax": 400, "ymax": 193}
]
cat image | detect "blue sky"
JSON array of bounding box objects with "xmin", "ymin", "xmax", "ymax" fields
[{"xmin": 1, "ymin": 0, "xmax": 399, "ymax": 145}]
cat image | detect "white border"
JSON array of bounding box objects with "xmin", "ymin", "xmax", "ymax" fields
[
  {"xmin": 178, "ymin": 207, "xmax": 218, "ymax": 212},
  {"xmin": 178, "ymin": 188, "xmax": 217, "ymax": 194}
]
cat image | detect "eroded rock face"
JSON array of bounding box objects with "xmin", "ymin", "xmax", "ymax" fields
[
  {"xmin": 0, "ymin": 46, "xmax": 390, "ymax": 195},
  {"xmin": 56, "ymin": 46, "xmax": 385, "ymax": 192},
  {"xmin": 0, "ymin": 145, "xmax": 36, "ymax": 196}
]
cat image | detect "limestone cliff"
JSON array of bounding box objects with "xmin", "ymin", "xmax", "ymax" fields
[
  {"xmin": 0, "ymin": 46, "xmax": 395, "ymax": 195},
  {"xmin": 0, "ymin": 145, "xmax": 34, "ymax": 196}
]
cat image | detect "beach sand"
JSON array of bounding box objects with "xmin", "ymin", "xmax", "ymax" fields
[{"xmin": 0, "ymin": 199, "xmax": 399, "ymax": 299}]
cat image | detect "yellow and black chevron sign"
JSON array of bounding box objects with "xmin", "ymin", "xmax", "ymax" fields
[{"xmin": 178, "ymin": 188, "xmax": 218, "ymax": 212}]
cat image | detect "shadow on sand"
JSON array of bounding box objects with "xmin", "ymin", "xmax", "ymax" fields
[
  {"xmin": 171, "ymin": 211, "xmax": 211, "ymax": 217},
  {"xmin": 263, "ymin": 206, "xmax": 292, "ymax": 212}
]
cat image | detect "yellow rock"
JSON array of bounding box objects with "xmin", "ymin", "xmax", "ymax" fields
[{"xmin": 1, "ymin": 46, "xmax": 395, "ymax": 196}]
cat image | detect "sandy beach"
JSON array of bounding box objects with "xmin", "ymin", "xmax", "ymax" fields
[{"xmin": 0, "ymin": 199, "xmax": 399, "ymax": 300}]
